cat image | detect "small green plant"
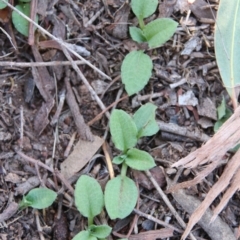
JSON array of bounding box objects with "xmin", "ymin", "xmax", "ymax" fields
[
  {"xmin": 121, "ymin": 0, "xmax": 178, "ymax": 96},
  {"xmin": 73, "ymin": 175, "xmax": 112, "ymax": 240},
  {"xmin": 104, "ymin": 103, "xmax": 159, "ymax": 219},
  {"xmin": 0, "ymin": 0, "xmax": 38, "ymax": 36},
  {"xmin": 214, "ymin": 97, "xmax": 232, "ymax": 132},
  {"xmin": 19, "ymin": 188, "xmax": 57, "ymax": 209}
]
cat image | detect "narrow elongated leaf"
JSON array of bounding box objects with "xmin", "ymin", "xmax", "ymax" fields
[
  {"xmin": 133, "ymin": 103, "xmax": 159, "ymax": 138},
  {"xmin": 20, "ymin": 188, "xmax": 57, "ymax": 209},
  {"xmin": 72, "ymin": 231, "xmax": 97, "ymax": 240},
  {"xmin": 131, "ymin": 0, "xmax": 158, "ymax": 20},
  {"xmin": 88, "ymin": 225, "xmax": 112, "ymax": 238},
  {"xmin": 215, "ymin": 0, "xmax": 240, "ymax": 102},
  {"xmin": 125, "ymin": 148, "xmax": 156, "ymax": 170},
  {"xmin": 129, "ymin": 27, "xmax": 146, "ymax": 43},
  {"xmin": 75, "ymin": 175, "xmax": 104, "ymax": 219},
  {"xmin": 143, "ymin": 18, "xmax": 178, "ymax": 49},
  {"xmin": 121, "ymin": 50, "xmax": 153, "ymax": 96},
  {"xmin": 110, "ymin": 110, "xmax": 138, "ymax": 151},
  {"xmin": 0, "ymin": 0, "xmax": 8, "ymax": 9},
  {"xmin": 105, "ymin": 176, "xmax": 138, "ymax": 219}
]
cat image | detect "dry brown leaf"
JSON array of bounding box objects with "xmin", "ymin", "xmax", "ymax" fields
[{"xmin": 60, "ymin": 136, "xmax": 104, "ymax": 179}]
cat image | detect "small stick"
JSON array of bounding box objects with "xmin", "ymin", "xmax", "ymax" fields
[
  {"xmin": 35, "ymin": 210, "xmax": 45, "ymax": 240},
  {"xmin": 2, "ymin": 0, "xmax": 111, "ymax": 80},
  {"xmin": 0, "ymin": 60, "xmax": 84, "ymax": 67},
  {"xmin": 64, "ymin": 131, "xmax": 77, "ymax": 157},
  {"xmin": 145, "ymin": 170, "xmax": 197, "ymax": 240},
  {"xmin": 19, "ymin": 106, "xmax": 24, "ymax": 149},
  {"xmin": 17, "ymin": 151, "xmax": 74, "ymax": 194},
  {"xmin": 51, "ymin": 89, "xmax": 66, "ymax": 126},
  {"xmin": 102, "ymin": 141, "xmax": 114, "ymax": 179},
  {"xmin": 61, "ymin": 45, "xmax": 111, "ymax": 120},
  {"xmin": 133, "ymin": 208, "xmax": 182, "ymax": 233},
  {"xmin": 28, "ymin": 0, "xmax": 37, "ymax": 45}
]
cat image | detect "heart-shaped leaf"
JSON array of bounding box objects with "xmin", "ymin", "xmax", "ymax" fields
[
  {"xmin": 105, "ymin": 176, "xmax": 138, "ymax": 219},
  {"xmin": 88, "ymin": 225, "xmax": 112, "ymax": 238},
  {"xmin": 143, "ymin": 18, "xmax": 178, "ymax": 49},
  {"xmin": 125, "ymin": 148, "xmax": 156, "ymax": 171},
  {"xmin": 121, "ymin": 50, "xmax": 153, "ymax": 96},
  {"xmin": 214, "ymin": 0, "xmax": 240, "ymax": 105},
  {"xmin": 19, "ymin": 188, "xmax": 57, "ymax": 209},
  {"xmin": 131, "ymin": 0, "xmax": 158, "ymax": 20},
  {"xmin": 129, "ymin": 27, "xmax": 146, "ymax": 43},
  {"xmin": 72, "ymin": 231, "xmax": 97, "ymax": 240},
  {"xmin": 110, "ymin": 109, "xmax": 138, "ymax": 151},
  {"xmin": 133, "ymin": 103, "xmax": 159, "ymax": 138},
  {"xmin": 74, "ymin": 175, "xmax": 104, "ymax": 219}
]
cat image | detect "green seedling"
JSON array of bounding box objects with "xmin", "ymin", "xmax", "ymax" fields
[
  {"xmin": 0, "ymin": 0, "xmax": 38, "ymax": 36},
  {"xmin": 104, "ymin": 103, "xmax": 159, "ymax": 219},
  {"xmin": 121, "ymin": 0, "xmax": 178, "ymax": 96},
  {"xmin": 19, "ymin": 188, "xmax": 57, "ymax": 209},
  {"xmin": 73, "ymin": 175, "xmax": 112, "ymax": 240},
  {"xmin": 214, "ymin": 97, "xmax": 232, "ymax": 132}
]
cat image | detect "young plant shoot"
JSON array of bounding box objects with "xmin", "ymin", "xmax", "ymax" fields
[
  {"xmin": 105, "ymin": 103, "xmax": 159, "ymax": 219},
  {"xmin": 121, "ymin": 0, "xmax": 178, "ymax": 96},
  {"xmin": 19, "ymin": 188, "xmax": 57, "ymax": 209},
  {"xmin": 73, "ymin": 175, "xmax": 112, "ymax": 240}
]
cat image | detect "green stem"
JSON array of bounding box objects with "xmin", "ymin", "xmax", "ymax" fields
[
  {"xmin": 121, "ymin": 162, "xmax": 128, "ymax": 178},
  {"xmin": 139, "ymin": 17, "xmax": 145, "ymax": 30},
  {"xmin": 88, "ymin": 216, "xmax": 93, "ymax": 226}
]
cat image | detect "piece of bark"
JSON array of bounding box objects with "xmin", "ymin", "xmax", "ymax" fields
[
  {"xmin": 171, "ymin": 185, "xmax": 236, "ymax": 240},
  {"xmin": 129, "ymin": 228, "xmax": 174, "ymax": 240},
  {"xmin": 157, "ymin": 120, "xmax": 210, "ymax": 142},
  {"xmin": 0, "ymin": 202, "xmax": 19, "ymax": 223},
  {"xmin": 64, "ymin": 74, "xmax": 93, "ymax": 141}
]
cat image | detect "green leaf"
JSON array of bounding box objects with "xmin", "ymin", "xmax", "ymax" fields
[
  {"xmin": 125, "ymin": 148, "xmax": 156, "ymax": 170},
  {"xmin": 0, "ymin": 0, "xmax": 8, "ymax": 9},
  {"xmin": 19, "ymin": 188, "xmax": 57, "ymax": 209},
  {"xmin": 12, "ymin": 3, "xmax": 38, "ymax": 37},
  {"xmin": 110, "ymin": 110, "xmax": 138, "ymax": 151},
  {"xmin": 112, "ymin": 155, "xmax": 126, "ymax": 165},
  {"xmin": 215, "ymin": 0, "xmax": 240, "ymax": 102},
  {"xmin": 121, "ymin": 50, "xmax": 153, "ymax": 96},
  {"xmin": 105, "ymin": 176, "xmax": 138, "ymax": 219},
  {"xmin": 75, "ymin": 175, "xmax": 104, "ymax": 219},
  {"xmin": 143, "ymin": 18, "xmax": 178, "ymax": 49},
  {"xmin": 214, "ymin": 108, "xmax": 232, "ymax": 132},
  {"xmin": 133, "ymin": 103, "xmax": 159, "ymax": 138},
  {"xmin": 217, "ymin": 98, "xmax": 227, "ymax": 120},
  {"xmin": 72, "ymin": 231, "xmax": 97, "ymax": 240},
  {"xmin": 131, "ymin": 0, "xmax": 158, "ymax": 20},
  {"xmin": 129, "ymin": 27, "xmax": 146, "ymax": 43},
  {"xmin": 88, "ymin": 225, "xmax": 112, "ymax": 238}
]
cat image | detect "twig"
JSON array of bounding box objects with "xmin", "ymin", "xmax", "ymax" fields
[
  {"xmin": 157, "ymin": 120, "xmax": 210, "ymax": 142},
  {"xmin": 35, "ymin": 210, "xmax": 45, "ymax": 240},
  {"xmin": 61, "ymin": 45, "xmax": 111, "ymax": 119},
  {"xmin": 133, "ymin": 208, "xmax": 182, "ymax": 233},
  {"xmin": 64, "ymin": 69, "xmax": 93, "ymax": 141},
  {"xmin": 17, "ymin": 151, "xmax": 74, "ymax": 194},
  {"xmin": 0, "ymin": 60, "xmax": 84, "ymax": 67},
  {"xmin": 2, "ymin": 0, "xmax": 111, "ymax": 80},
  {"xmin": 64, "ymin": 131, "xmax": 77, "ymax": 157},
  {"xmin": 145, "ymin": 170, "xmax": 197, "ymax": 240},
  {"xmin": 84, "ymin": 7, "xmax": 104, "ymax": 27}
]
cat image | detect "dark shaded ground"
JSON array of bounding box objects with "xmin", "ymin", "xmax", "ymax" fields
[{"xmin": 0, "ymin": 0, "xmax": 239, "ymax": 239}]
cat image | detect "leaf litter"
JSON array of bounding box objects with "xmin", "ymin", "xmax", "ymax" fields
[{"xmin": 0, "ymin": 0, "xmax": 239, "ymax": 239}]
